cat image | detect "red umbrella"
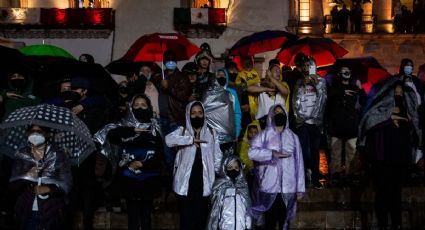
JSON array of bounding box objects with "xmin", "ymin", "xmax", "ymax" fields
[
  {"xmin": 123, "ymin": 33, "xmax": 201, "ymax": 62},
  {"xmin": 276, "ymin": 37, "xmax": 348, "ymax": 67},
  {"xmin": 229, "ymin": 30, "xmax": 298, "ymax": 56}
]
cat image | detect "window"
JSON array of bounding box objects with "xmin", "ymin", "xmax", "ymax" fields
[{"xmin": 299, "ymin": 0, "xmax": 310, "ymax": 21}]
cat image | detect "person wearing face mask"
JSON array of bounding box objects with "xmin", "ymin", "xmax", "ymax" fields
[
  {"xmin": 207, "ymin": 155, "xmax": 252, "ymax": 230},
  {"xmin": 216, "ymin": 68, "xmax": 242, "ymax": 140},
  {"xmin": 292, "ymin": 57, "xmax": 327, "ymax": 189},
  {"xmin": 6, "ymin": 125, "xmax": 71, "ymax": 230},
  {"xmin": 326, "ymin": 66, "xmax": 366, "ymax": 185},
  {"xmin": 94, "ymin": 94, "xmax": 162, "ymax": 230},
  {"xmin": 0, "ymin": 72, "xmax": 41, "ymax": 120},
  {"xmin": 157, "ymin": 50, "xmax": 192, "ymax": 183},
  {"xmin": 200, "ymin": 68, "xmax": 236, "ymax": 155},
  {"xmin": 62, "ymin": 77, "xmax": 108, "ymax": 230},
  {"xmin": 395, "ymin": 58, "xmax": 424, "ymax": 107},
  {"xmin": 239, "ymin": 121, "xmax": 261, "ymax": 175},
  {"xmin": 358, "ymin": 82, "xmax": 417, "ymax": 230},
  {"xmin": 139, "ymin": 63, "xmax": 160, "ymax": 118},
  {"xmin": 249, "ymin": 104, "xmax": 305, "ymax": 230},
  {"xmin": 165, "ymin": 101, "xmax": 223, "ymax": 230}
]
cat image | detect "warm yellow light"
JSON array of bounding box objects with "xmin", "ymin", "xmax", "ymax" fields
[{"xmin": 299, "ymin": 0, "xmax": 310, "ymax": 22}]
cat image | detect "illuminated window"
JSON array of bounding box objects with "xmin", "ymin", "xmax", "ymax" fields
[
  {"xmin": 299, "ymin": 0, "xmax": 310, "ymax": 22},
  {"xmin": 192, "ymin": 0, "xmax": 221, "ymax": 8}
]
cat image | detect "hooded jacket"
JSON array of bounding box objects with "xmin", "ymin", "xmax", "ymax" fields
[
  {"xmin": 292, "ymin": 76, "xmax": 327, "ymax": 128},
  {"xmin": 202, "ymin": 77, "xmax": 236, "ymax": 144},
  {"xmin": 248, "ymin": 105, "xmax": 305, "ymax": 228},
  {"xmin": 207, "ymin": 155, "xmax": 252, "ymax": 230},
  {"xmin": 94, "ymin": 95, "xmax": 162, "ymax": 173},
  {"xmin": 239, "ymin": 120, "xmax": 261, "ymax": 174},
  {"xmin": 249, "ymin": 104, "xmax": 305, "ymax": 194},
  {"xmin": 165, "ymin": 101, "xmax": 223, "ymax": 196},
  {"xmin": 216, "ymin": 68, "xmax": 242, "ymax": 138}
]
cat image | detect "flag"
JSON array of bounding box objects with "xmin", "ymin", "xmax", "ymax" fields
[
  {"xmin": 191, "ymin": 8, "xmax": 208, "ymax": 25},
  {"xmin": 174, "ymin": 8, "xmax": 226, "ymax": 26}
]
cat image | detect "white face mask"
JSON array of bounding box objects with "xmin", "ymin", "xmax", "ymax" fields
[
  {"xmin": 309, "ymin": 64, "xmax": 316, "ymax": 75},
  {"xmin": 404, "ymin": 66, "xmax": 413, "ymax": 75},
  {"xmin": 28, "ymin": 133, "xmax": 46, "ymax": 146}
]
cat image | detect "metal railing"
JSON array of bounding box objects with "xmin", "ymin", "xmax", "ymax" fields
[{"xmin": 324, "ymin": 14, "xmax": 376, "ymax": 34}]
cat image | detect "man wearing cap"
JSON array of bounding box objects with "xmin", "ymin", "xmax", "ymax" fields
[
  {"xmin": 195, "ymin": 43, "xmax": 215, "ymax": 96},
  {"xmin": 182, "ymin": 62, "xmax": 202, "ymax": 102}
]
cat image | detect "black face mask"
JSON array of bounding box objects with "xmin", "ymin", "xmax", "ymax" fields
[
  {"xmin": 228, "ymin": 73, "xmax": 238, "ymax": 82},
  {"xmin": 69, "ymin": 91, "xmax": 82, "ymax": 102},
  {"xmin": 119, "ymin": 86, "xmax": 128, "ymax": 94},
  {"xmin": 274, "ymin": 113, "xmax": 287, "ymax": 127},
  {"xmin": 190, "ymin": 116, "xmax": 204, "ymax": 129},
  {"xmin": 61, "ymin": 91, "xmax": 73, "ymax": 101},
  {"xmin": 217, "ymin": 77, "xmax": 227, "ymax": 87},
  {"xmin": 9, "ymin": 79, "xmax": 25, "ymax": 91},
  {"xmin": 227, "ymin": 169, "xmax": 240, "ymax": 180},
  {"xmin": 133, "ymin": 108, "xmax": 152, "ymax": 122}
]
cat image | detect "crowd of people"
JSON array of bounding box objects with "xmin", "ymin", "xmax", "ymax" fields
[{"xmin": 0, "ymin": 43, "xmax": 425, "ymax": 230}]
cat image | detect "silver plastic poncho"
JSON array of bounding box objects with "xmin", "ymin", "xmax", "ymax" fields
[
  {"xmin": 10, "ymin": 144, "xmax": 72, "ymax": 193},
  {"xmin": 165, "ymin": 101, "xmax": 223, "ymax": 197},
  {"xmin": 93, "ymin": 96, "xmax": 161, "ymax": 171},
  {"xmin": 202, "ymin": 80, "xmax": 235, "ymax": 144},
  {"xmin": 207, "ymin": 155, "xmax": 252, "ymax": 230},
  {"xmin": 292, "ymin": 76, "xmax": 327, "ymax": 128}
]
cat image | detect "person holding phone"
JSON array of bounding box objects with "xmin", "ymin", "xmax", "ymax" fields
[
  {"xmin": 292, "ymin": 57, "xmax": 327, "ymax": 189},
  {"xmin": 326, "ymin": 66, "xmax": 366, "ymax": 185}
]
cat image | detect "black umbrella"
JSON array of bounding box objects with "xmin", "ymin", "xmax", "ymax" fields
[
  {"xmin": 33, "ymin": 59, "xmax": 118, "ymax": 100},
  {"xmin": 0, "ymin": 45, "xmax": 38, "ymax": 85},
  {"xmin": 0, "ymin": 104, "xmax": 95, "ymax": 165},
  {"xmin": 105, "ymin": 59, "xmax": 161, "ymax": 77}
]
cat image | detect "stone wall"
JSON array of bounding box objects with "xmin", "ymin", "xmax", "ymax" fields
[{"xmin": 327, "ymin": 34, "xmax": 425, "ymax": 75}]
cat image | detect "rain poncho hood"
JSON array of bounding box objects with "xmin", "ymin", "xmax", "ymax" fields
[
  {"xmin": 10, "ymin": 144, "xmax": 72, "ymax": 193},
  {"xmin": 216, "ymin": 68, "xmax": 241, "ymax": 138},
  {"xmin": 292, "ymin": 76, "xmax": 327, "ymax": 128},
  {"xmin": 358, "ymin": 78, "xmax": 420, "ymax": 147},
  {"xmin": 202, "ymin": 75, "xmax": 236, "ymax": 144},
  {"xmin": 94, "ymin": 95, "xmax": 161, "ymax": 170},
  {"xmin": 240, "ymin": 120, "xmax": 261, "ymax": 174},
  {"xmin": 248, "ymin": 104, "xmax": 305, "ymax": 229},
  {"xmin": 165, "ymin": 101, "xmax": 223, "ymax": 196},
  {"xmin": 207, "ymin": 155, "xmax": 252, "ymax": 230}
]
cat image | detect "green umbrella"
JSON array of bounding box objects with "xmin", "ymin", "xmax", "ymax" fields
[{"xmin": 19, "ymin": 44, "xmax": 75, "ymax": 59}]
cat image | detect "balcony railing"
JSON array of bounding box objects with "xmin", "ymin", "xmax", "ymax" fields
[
  {"xmin": 0, "ymin": 8, "xmax": 114, "ymax": 38},
  {"xmin": 324, "ymin": 14, "xmax": 376, "ymax": 34}
]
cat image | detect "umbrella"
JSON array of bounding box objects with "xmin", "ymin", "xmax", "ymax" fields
[
  {"xmin": 19, "ymin": 44, "xmax": 75, "ymax": 59},
  {"xmin": 33, "ymin": 59, "xmax": 118, "ymax": 100},
  {"xmin": 229, "ymin": 30, "xmax": 298, "ymax": 56},
  {"xmin": 324, "ymin": 56, "xmax": 390, "ymax": 93},
  {"xmin": 276, "ymin": 37, "xmax": 348, "ymax": 67},
  {"xmin": 0, "ymin": 104, "xmax": 95, "ymax": 165},
  {"xmin": 0, "ymin": 45, "xmax": 38, "ymax": 84},
  {"xmin": 105, "ymin": 59, "xmax": 161, "ymax": 77},
  {"xmin": 122, "ymin": 33, "xmax": 201, "ymax": 62}
]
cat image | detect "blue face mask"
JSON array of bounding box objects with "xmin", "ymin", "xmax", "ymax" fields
[
  {"xmin": 165, "ymin": 61, "xmax": 177, "ymax": 70},
  {"xmin": 404, "ymin": 66, "xmax": 413, "ymax": 75}
]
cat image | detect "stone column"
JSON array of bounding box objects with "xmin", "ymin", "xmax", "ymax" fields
[{"xmin": 374, "ymin": 0, "xmax": 393, "ymax": 32}]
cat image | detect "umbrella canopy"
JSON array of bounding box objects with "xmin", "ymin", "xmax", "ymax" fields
[
  {"xmin": 229, "ymin": 30, "xmax": 298, "ymax": 56},
  {"xmin": 19, "ymin": 44, "xmax": 75, "ymax": 59},
  {"xmin": 33, "ymin": 59, "xmax": 118, "ymax": 100},
  {"xmin": 276, "ymin": 37, "xmax": 348, "ymax": 67},
  {"xmin": 122, "ymin": 33, "xmax": 201, "ymax": 62},
  {"xmin": 105, "ymin": 59, "xmax": 161, "ymax": 77},
  {"xmin": 0, "ymin": 45, "xmax": 38, "ymax": 82},
  {"xmin": 324, "ymin": 56, "xmax": 390, "ymax": 93},
  {"xmin": 0, "ymin": 104, "xmax": 95, "ymax": 165}
]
